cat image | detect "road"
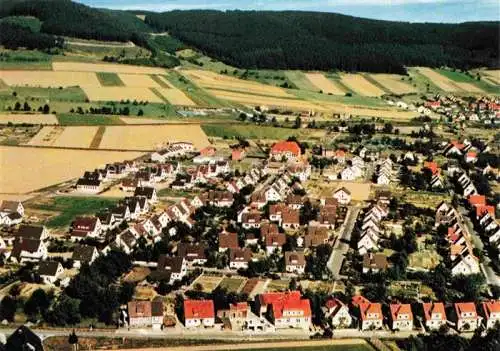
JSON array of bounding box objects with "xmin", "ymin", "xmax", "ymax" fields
[
  {"xmin": 328, "ymin": 205, "xmax": 362, "ymax": 279},
  {"xmin": 65, "ymin": 39, "xmax": 136, "ymax": 48},
  {"xmin": 459, "ymin": 206, "xmax": 500, "ymax": 287}
]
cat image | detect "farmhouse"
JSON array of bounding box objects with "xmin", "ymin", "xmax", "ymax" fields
[
  {"xmin": 183, "ymin": 299, "xmax": 215, "ymax": 328},
  {"xmin": 270, "ymin": 141, "xmax": 301, "ymax": 161}
]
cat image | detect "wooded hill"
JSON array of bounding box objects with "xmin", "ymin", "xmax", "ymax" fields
[{"xmin": 146, "ymin": 10, "xmax": 499, "ymax": 73}]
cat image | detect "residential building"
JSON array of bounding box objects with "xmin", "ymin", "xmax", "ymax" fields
[
  {"xmin": 255, "ymin": 291, "xmax": 311, "ymax": 329},
  {"xmin": 323, "ymin": 298, "xmax": 352, "ymax": 328},
  {"xmin": 270, "ymin": 141, "xmax": 301, "ymax": 161},
  {"xmin": 481, "ymin": 300, "xmax": 500, "ymax": 329},
  {"xmin": 184, "ymin": 299, "xmax": 215, "ymax": 328},
  {"xmin": 72, "ymin": 245, "xmax": 99, "ymax": 268},
  {"xmin": 390, "ymin": 304, "xmax": 414, "ymax": 331},
  {"xmin": 37, "ymin": 261, "xmax": 64, "ymax": 285},
  {"xmin": 352, "ymin": 296, "xmax": 383, "ymax": 330},
  {"xmin": 422, "ymin": 302, "xmax": 447, "ymax": 331},
  {"xmin": 284, "ymin": 251, "xmax": 305, "ymax": 274},
  {"xmin": 455, "ymin": 302, "xmax": 481, "ymax": 332},
  {"xmin": 128, "ymin": 300, "xmax": 164, "ymax": 329}
]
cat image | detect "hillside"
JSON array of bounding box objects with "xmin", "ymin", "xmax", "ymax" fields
[{"xmin": 146, "ymin": 10, "xmax": 499, "ymax": 74}]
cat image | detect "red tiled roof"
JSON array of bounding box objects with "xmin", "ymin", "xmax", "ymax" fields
[
  {"xmin": 271, "ymin": 141, "xmax": 301, "ymax": 156},
  {"xmin": 455, "ymin": 302, "xmax": 477, "ymax": 317},
  {"xmin": 422, "ymin": 302, "xmax": 446, "ymax": 321},
  {"xmin": 476, "ymin": 205, "xmax": 495, "ymax": 218},
  {"xmin": 351, "ymin": 295, "xmax": 371, "ymax": 307},
  {"xmin": 219, "ymin": 231, "xmax": 239, "ymax": 250},
  {"xmin": 466, "ymin": 151, "xmax": 477, "ymax": 158},
  {"xmin": 184, "ymin": 300, "xmax": 214, "ymax": 319},
  {"xmin": 424, "ymin": 161, "xmax": 440, "ymax": 175},
  {"xmin": 259, "ymin": 291, "xmax": 311, "ymax": 319},
  {"xmin": 482, "ymin": 300, "xmax": 500, "ymax": 319},
  {"xmin": 359, "ymin": 302, "xmax": 382, "ymax": 321},
  {"xmin": 390, "ymin": 303, "xmax": 413, "ymax": 321},
  {"xmin": 468, "ymin": 195, "xmax": 486, "ymax": 207},
  {"xmin": 265, "ymin": 233, "xmax": 286, "ymax": 247}
]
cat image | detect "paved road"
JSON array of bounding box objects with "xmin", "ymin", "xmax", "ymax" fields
[{"xmin": 328, "ymin": 205, "xmax": 361, "ymax": 279}]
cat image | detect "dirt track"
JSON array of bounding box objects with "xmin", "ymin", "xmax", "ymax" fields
[{"xmin": 120, "ymin": 338, "xmax": 368, "ymax": 351}]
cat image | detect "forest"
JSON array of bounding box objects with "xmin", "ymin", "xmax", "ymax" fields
[
  {"xmin": 0, "ymin": 20, "xmax": 63, "ymax": 50},
  {"xmin": 146, "ymin": 10, "xmax": 499, "ymax": 73}
]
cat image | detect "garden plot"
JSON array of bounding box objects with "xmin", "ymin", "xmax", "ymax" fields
[
  {"xmin": 340, "ymin": 74, "xmax": 385, "ymax": 96},
  {"xmin": 0, "ymin": 70, "xmax": 100, "ymax": 88},
  {"xmin": 81, "ymin": 86, "xmax": 163, "ymax": 103},
  {"xmin": 305, "ymin": 73, "xmax": 345, "ymax": 95},
  {"xmin": 52, "ymin": 61, "xmax": 166, "ymax": 75},
  {"xmin": 369, "ymin": 74, "xmax": 417, "ymax": 94}
]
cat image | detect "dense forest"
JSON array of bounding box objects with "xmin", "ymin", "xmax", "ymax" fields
[
  {"xmin": 0, "ymin": 0, "xmax": 152, "ymax": 44},
  {"xmin": 146, "ymin": 10, "xmax": 500, "ymax": 73},
  {"xmin": 0, "ymin": 18, "xmax": 63, "ymax": 50}
]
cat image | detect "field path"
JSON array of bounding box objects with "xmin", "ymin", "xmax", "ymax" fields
[
  {"xmin": 90, "ymin": 126, "xmax": 106, "ymax": 148},
  {"xmin": 120, "ymin": 339, "xmax": 368, "ymax": 351},
  {"xmin": 66, "ymin": 40, "xmax": 136, "ymax": 48}
]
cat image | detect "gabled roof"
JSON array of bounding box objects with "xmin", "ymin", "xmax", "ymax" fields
[
  {"xmin": 468, "ymin": 194, "xmax": 486, "ymax": 207},
  {"xmin": 11, "ymin": 238, "xmax": 42, "ymax": 259},
  {"xmin": 482, "ymin": 300, "xmax": 500, "ymax": 319},
  {"xmin": 270, "ymin": 141, "xmax": 301, "ymax": 156},
  {"xmin": 455, "ymin": 302, "xmax": 477, "ymax": 317},
  {"xmin": 390, "ymin": 303, "xmax": 413, "ymax": 321},
  {"xmin": 157, "ymin": 255, "xmax": 184, "ymax": 273},
  {"xmin": 17, "ymin": 225, "xmax": 44, "ymax": 240},
  {"xmin": 359, "ymin": 302, "xmax": 382, "ymax": 321},
  {"xmin": 6, "ymin": 326, "xmax": 43, "ymax": 351},
  {"xmin": 0, "ymin": 200, "xmax": 21, "ymax": 213},
  {"xmin": 37, "ymin": 261, "xmax": 61, "ymax": 276},
  {"xmin": 259, "ymin": 291, "xmax": 311, "ymax": 319},
  {"xmin": 230, "ymin": 248, "xmax": 252, "ymax": 263},
  {"xmin": 285, "ymin": 251, "xmax": 305, "ymax": 266},
  {"xmin": 422, "ymin": 302, "xmax": 446, "ymax": 321},
  {"xmin": 219, "ymin": 231, "xmax": 239, "ymax": 250},
  {"xmin": 184, "ymin": 299, "xmax": 214, "ymax": 319},
  {"xmin": 72, "ymin": 245, "xmax": 97, "ymax": 263}
]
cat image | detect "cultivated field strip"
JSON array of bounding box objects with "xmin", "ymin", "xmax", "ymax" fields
[
  {"xmin": 98, "ymin": 124, "xmax": 210, "ymax": 150},
  {"xmin": 482, "ymin": 70, "xmax": 500, "ymax": 85},
  {"xmin": 27, "ymin": 126, "xmax": 99, "ymax": 148},
  {"xmin": 0, "ymin": 114, "xmax": 58, "ymax": 125},
  {"xmin": 0, "ymin": 146, "xmax": 143, "ymax": 194},
  {"xmin": 368, "ymin": 74, "xmax": 417, "ymax": 95},
  {"xmin": 183, "ymin": 69, "xmax": 293, "ymax": 98},
  {"xmin": 340, "ymin": 74, "xmax": 386, "ymax": 96},
  {"xmin": 0, "ymin": 70, "xmax": 101, "ymax": 88},
  {"xmin": 453, "ymin": 82, "xmax": 484, "ymax": 93},
  {"xmin": 416, "ymin": 67, "xmax": 463, "ymax": 92},
  {"xmin": 118, "ymin": 73, "xmax": 162, "ymax": 88},
  {"xmin": 305, "ymin": 73, "xmax": 345, "ymax": 95},
  {"xmin": 81, "ymin": 86, "xmax": 164, "ymax": 103},
  {"xmin": 156, "ymin": 88, "xmax": 196, "ymax": 106},
  {"xmin": 52, "ymin": 61, "xmax": 166, "ymax": 75}
]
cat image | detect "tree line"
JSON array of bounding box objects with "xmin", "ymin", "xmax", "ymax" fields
[{"xmin": 146, "ymin": 10, "xmax": 499, "ymax": 73}]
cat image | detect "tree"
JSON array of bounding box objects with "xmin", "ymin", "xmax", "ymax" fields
[
  {"xmin": 68, "ymin": 330, "xmax": 79, "ymax": 350},
  {"xmin": 137, "ymin": 109, "xmax": 144, "ymax": 116},
  {"xmin": 46, "ymin": 294, "xmax": 81, "ymax": 326},
  {"xmin": 0, "ymin": 296, "xmax": 17, "ymax": 322},
  {"xmin": 43, "ymin": 104, "xmax": 50, "ymax": 114},
  {"xmin": 14, "ymin": 102, "xmax": 21, "ymax": 111},
  {"xmin": 24, "ymin": 288, "xmax": 51, "ymax": 320}
]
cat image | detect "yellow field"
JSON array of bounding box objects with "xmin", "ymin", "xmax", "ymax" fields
[
  {"xmin": 210, "ymin": 89, "xmax": 319, "ymax": 110},
  {"xmin": 0, "ymin": 114, "xmax": 58, "ymax": 125},
  {"xmin": 305, "ymin": 73, "xmax": 345, "ymax": 95},
  {"xmin": 27, "ymin": 126, "xmax": 98, "ymax": 148},
  {"xmin": 183, "ymin": 69, "xmax": 293, "ymax": 98},
  {"xmin": 482, "ymin": 70, "xmax": 500, "ymax": 85},
  {"xmin": 0, "ymin": 70, "xmax": 100, "ymax": 88},
  {"xmin": 52, "ymin": 61, "xmax": 166, "ymax": 75},
  {"xmin": 154, "ymin": 75, "xmax": 172, "ymax": 88},
  {"xmin": 81, "ymin": 86, "xmax": 163, "ymax": 102},
  {"xmin": 156, "ymin": 88, "xmax": 196, "ymax": 106},
  {"xmin": 319, "ymin": 101, "xmax": 418, "ymax": 119},
  {"xmin": 0, "ymin": 146, "xmax": 143, "ymax": 193},
  {"xmin": 416, "ymin": 67, "xmax": 462, "ymax": 92},
  {"xmin": 453, "ymin": 82, "xmax": 484, "ymax": 93},
  {"xmin": 306, "ymin": 180, "xmax": 371, "ymax": 201},
  {"xmin": 369, "ymin": 74, "xmax": 417, "ymax": 94},
  {"xmin": 118, "ymin": 73, "xmax": 161, "ymax": 88},
  {"xmin": 98, "ymin": 124, "xmax": 210, "ymax": 150},
  {"xmin": 340, "ymin": 74, "xmax": 385, "ymax": 96}
]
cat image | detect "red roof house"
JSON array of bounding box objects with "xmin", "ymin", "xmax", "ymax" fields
[
  {"xmin": 257, "ymin": 291, "xmax": 311, "ymax": 329},
  {"xmin": 183, "ymin": 299, "xmax": 215, "ymax": 328},
  {"xmin": 270, "ymin": 141, "xmax": 301, "ymax": 160},
  {"xmin": 468, "ymin": 194, "xmax": 486, "ymax": 207}
]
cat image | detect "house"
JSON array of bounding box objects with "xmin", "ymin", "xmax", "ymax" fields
[
  {"xmin": 455, "ymin": 302, "xmax": 481, "ymax": 332},
  {"xmin": 362, "ymin": 253, "xmax": 388, "ymax": 274},
  {"xmin": 128, "ymin": 300, "xmax": 164, "ymax": 329},
  {"xmin": 10, "ymin": 238, "xmax": 47, "ymax": 263},
  {"xmin": 390, "ymin": 304, "xmax": 413, "ymax": 331},
  {"xmin": 284, "ymin": 251, "xmax": 305, "ymax": 274},
  {"xmin": 0, "ymin": 200, "xmax": 24, "ymax": 217},
  {"xmin": 116, "ymin": 230, "xmax": 137, "ymax": 254},
  {"xmin": 282, "ymin": 209, "xmax": 300, "ymax": 231},
  {"xmin": 217, "ymin": 302, "xmax": 249, "ymax": 331},
  {"xmin": 17, "ymin": 225, "xmax": 49, "ymax": 241},
  {"xmin": 270, "ymin": 141, "xmax": 301, "ymax": 161},
  {"xmin": 5, "ymin": 325, "xmax": 44, "ymax": 351},
  {"xmin": 120, "ymin": 178, "xmax": 139, "ymax": 192},
  {"xmin": 232, "ymin": 148, "xmax": 246, "ymax": 161},
  {"xmin": 465, "ymin": 151, "xmax": 477, "ymax": 163},
  {"xmin": 76, "ymin": 177, "xmax": 102, "ymax": 194},
  {"xmin": 229, "ymin": 248, "xmax": 252, "ymax": 270},
  {"xmin": 241, "ymin": 212, "xmax": 262, "ymax": 230},
  {"xmin": 255, "ymin": 291, "xmax": 311, "ymax": 329},
  {"xmin": 184, "ymin": 299, "xmax": 215, "ymax": 328},
  {"xmin": 451, "ymin": 251, "xmax": 480, "ymax": 276},
  {"xmin": 264, "ymin": 233, "xmax": 286, "ymax": 255},
  {"xmin": 134, "ymin": 187, "xmax": 158, "ymax": 203},
  {"xmin": 178, "ymin": 243, "xmax": 207, "ymax": 266},
  {"xmin": 304, "ymin": 226, "xmax": 329, "ymax": 248},
  {"xmin": 333, "ymin": 187, "xmax": 351, "ymax": 205},
  {"xmin": 156, "ymin": 255, "xmax": 188, "ymax": 284},
  {"xmin": 0, "ymin": 211, "xmax": 23, "ymax": 227},
  {"xmin": 72, "ymin": 245, "xmax": 99, "ymax": 268},
  {"xmin": 352, "ymin": 296, "xmax": 383, "ymax": 330},
  {"xmin": 482, "ymin": 300, "xmax": 500, "ymax": 329},
  {"xmin": 37, "ymin": 261, "xmax": 64, "ymax": 285},
  {"xmin": 422, "ymin": 302, "xmax": 447, "ymax": 331},
  {"xmin": 323, "ymin": 298, "xmax": 352, "ymax": 328},
  {"xmin": 71, "ymin": 216, "xmax": 102, "ymax": 241}
]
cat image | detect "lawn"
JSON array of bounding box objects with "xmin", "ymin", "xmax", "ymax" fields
[
  {"xmin": 218, "ymin": 277, "xmax": 246, "ymax": 293},
  {"xmin": 96, "ymin": 72, "xmax": 124, "ymax": 87},
  {"xmin": 30, "ymin": 196, "xmax": 117, "ymax": 228},
  {"xmin": 157, "ymin": 188, "xmax": 194, "ymax": 197},
  {"xmin": 57, "ymin": 114, "xmax": 125, "ymax": 126}
]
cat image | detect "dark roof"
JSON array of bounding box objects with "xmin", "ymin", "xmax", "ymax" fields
[
  {"xmin": 37, "ymin": 261, "xmax": 60, "ymax": 276},
  {"xmin": 72, "ymin": 216, "xmax": 98, "ymax": 231},
  {"xmin": 11, "ymin": 238, "xmax": 42, "ymax": 260},
  {"xmin": 158, "ymin": 255, "xmax": 184, "ymax": 273},
  {"xmin": 0, "ymin": 200, "xmax": 21, "ymax": 213},
  {"xmin": 7, "ymin": 212, "xmax": 22, "ymax": 220},
  {"xmin": 134, "ymin": 187, "xmax": 155, "ymax": 199},
  {"xmin": 17, "ymin": 225, "xmax": 44, "ymax": 240},
  {"xmin": 6, "ymin": 325, "xmax": 44, "ymax": 351},
  {"xmin": 72, "ymin": 245, "xmax": 97, "ymax": 263},
  {"xmin": 77, "ymin": 178, "xmax": 101, "ymax": 187},
  {"xmin": 219, "ymin": 232, "xmax": 239, "ymax": 250},
  {"xmin": 178, "ymin": 243, "xmax": 207, "ymax": 261}
]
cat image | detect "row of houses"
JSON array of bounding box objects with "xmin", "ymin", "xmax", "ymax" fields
[
  {"xmin": 375, "ymin": 158, "xmax": 396, "ymax": 185},
  {"xmin": 357, "ymin": 204, "xmax": 389, "ymax": 256},
  {"xmin": 469, "ymin": 195, "xmax": 500, "ymax": 261}
]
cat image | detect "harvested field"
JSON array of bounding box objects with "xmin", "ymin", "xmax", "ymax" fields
[
  {"xmin": 0, "ymin": 113, "xmax": 58, "ymax": 125},
  {"xmin": 0, "ymin": 146, "xmax": 142, "ymax": 193},
  {"xmin": 285, "ymin": 71, "xmax": 317, "ymax": 91},
  {"xmin": 156, "ymin": 88, "xmax": 196, "ymax": 106},
  {"xmin": 81, "ymin": 86, "xmax": 163, "ymax": 103},
  {"xmin": 318, "ymin": 102, "xmax": 418, "ymax": 119},
  {"xmin": 0, "ymin": 70, "xmax": 100, "ymax": 88},
  {"xmin": 307, "ymin": 181, "xmax": 371, "ymax": 201},
  {"xmin": 99, "ymin": 124, "xmax": 210, "ymax": 150},
  {"xmin": 210, "ymin": 89, "xmax": 319, "ymax": 111},
  {"xmin": 183, "ymin": 69, "xmax": 293, "ymax": 98},
  {"xmin": 27, "ymin": 126, "xmax": 99, "ymax": 148},
  {"xmin": 416, "ymin": 67, "xmax": 462, "ymax": 92},
  {"xmin": 482, "ymin": 70, "xmax": 500, "ymax": 85},
  {"xmin": 369, "ymin": 74, "xmax": 417, "ymax": 94},
  {"xmin": 90, "ymin": 126, "xmax": 106, "ymax": 148},
  {"xmin": 118, "ymin": 73, "xmax": 161, "ymax": 88},
  {"xmin": 152, "ymin": 75, "xmax": 172, "ymax": 88},
  {"xmin": 340, "ymin": 74, "xmax": 385, "ymax": 96},
  {"xmin": 52, "ymin": 61, "xmax": 166, "ymax": 75},
  {"xmin": 305, "ymin": 73, "xmax": 345, "ymax": 95},
  {"xmin": 453, "ymin": 82, "xmax": 484, "ymax": 93}
]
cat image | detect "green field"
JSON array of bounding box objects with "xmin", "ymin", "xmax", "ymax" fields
[
  {"xmin": 11, "ymin": 86, "xmax": 88, "ymax": 102},
  {"xmin": 96, "ymin": 72, "xmax": 124, "ymax": 86},
  {"xmin": 220, "ymin": 344, "xmax": 373, "ymax": 351},
  {"xmin": 202, "ymin": 124, "xmax": 308, "ymax": 140},
  {"xmin": 291, "ymin": 89, "xmax": 386, "ymax": 107},
  {"xmin": 218, "ymin": 277, "xmax": 246, "ymax": 293},
  {"xmin": 57, "ymin": 113, "xmax": 125, "ymax": 125},
  {"xmin": 436, "ymin": 69, "xmax": 499, "ymax": 94},
  {"xmin": 0, "ymin": 49, "xmax": 52, "ymax": 70},
  {"xmin": 30, "ymin": 196, "xmax": 117, "ymax": 228},
  {"xmin": 285, "ymin": 71, "xmax": 318, "ymax": 91}
]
